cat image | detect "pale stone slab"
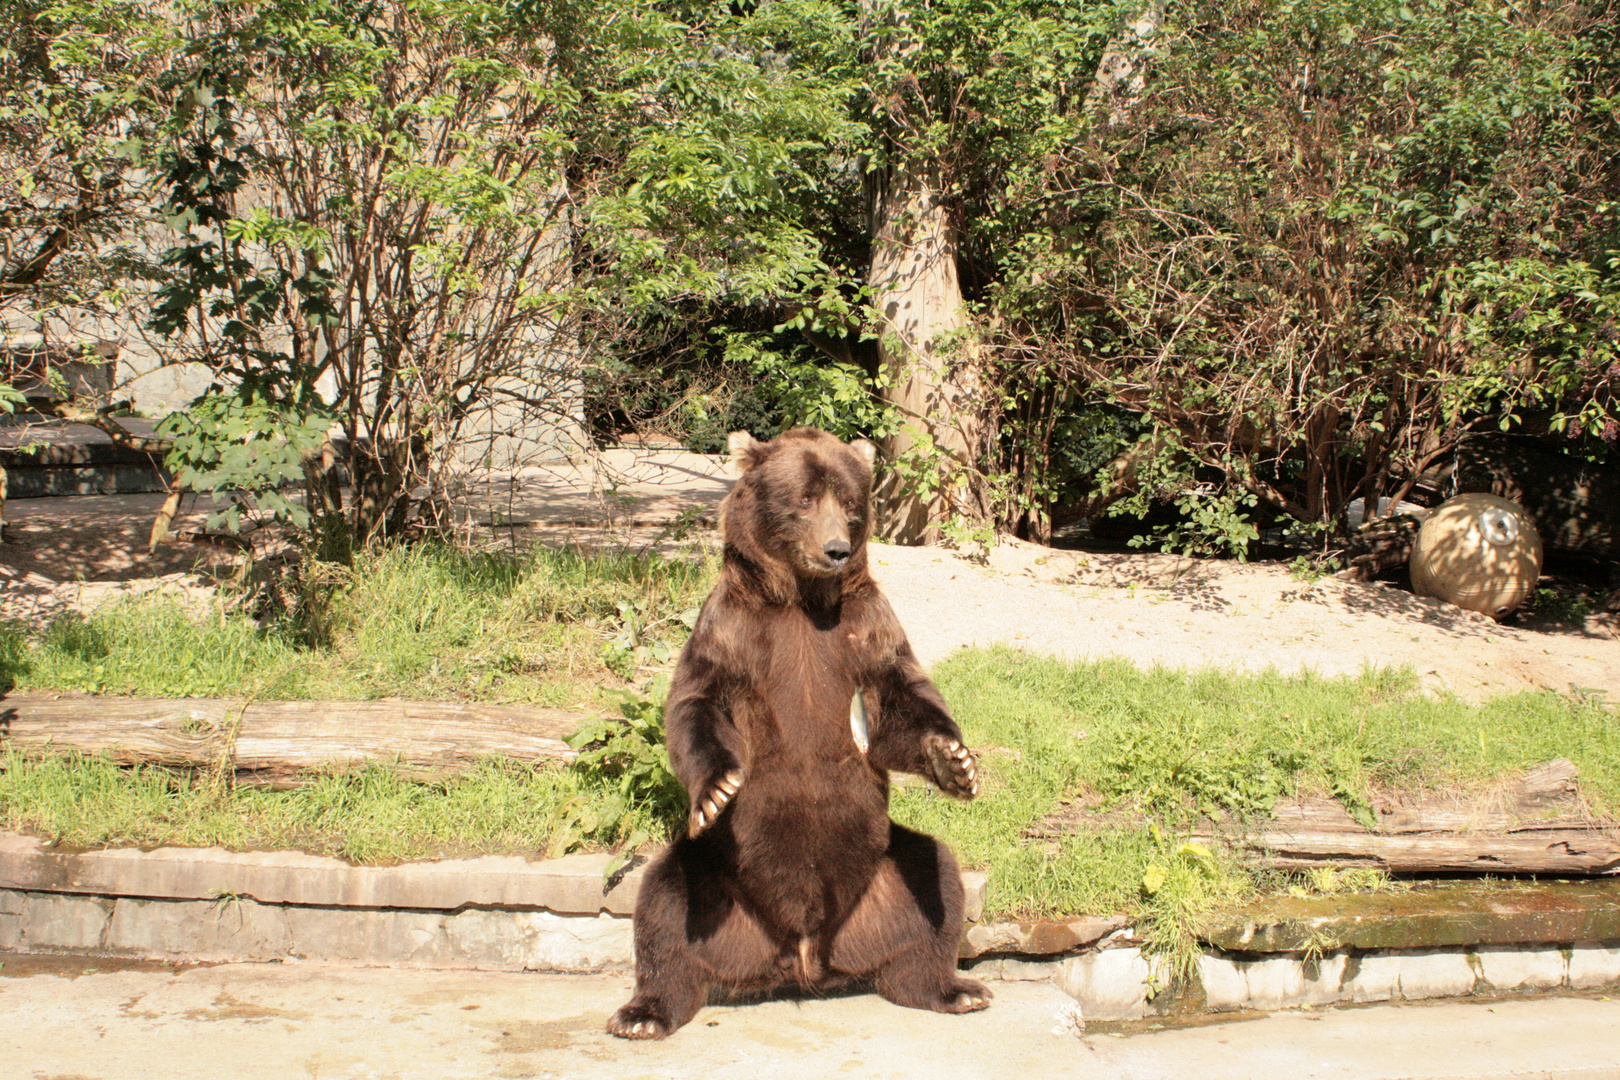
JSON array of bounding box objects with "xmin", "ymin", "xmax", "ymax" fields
[
  {"xmin": 1199, "ymin": 953, "xmax": 1248, "ymax": 1010},
  {"xmin": 445, "ymin": 909, "xmax": 633, "ymax": 972},
  {"xmin": 1302, "ymin": 953, "xmax": 1350, "ymax": 1005},
  {"xmin": 1240, "ymin": 955, "xmax": 1310, "ymax": 1010},
  {"xmin": 1055, "ymin": 947, "xmax": 1151, "ymax": 1020},
  {"xmin": 282, "ymin": 905, "xmax": 453, "ymax": 964},
  {"xmin": 3, "ymin": 887, "xmax": 637, "ymax": 972},
  {"xmin": 1567, "ymin": 944, "xmax": 1620, "ymax": 989},
  {"xmin": 1473, "ymin": 945, "xmax": 1567, "ymax": 991},
  {"xmin": 1343, "ymin": 953, "xmax": 1402, "ymax": 1003},
  {"xmin": 998, "ymin": 958, "xmax": 1061, "ymax": 982},
  {"xmin": 0, "ymin": 833, "xmax": 644, "ymax": 914},
  {"xmin": 961, "ymin": 870, "xmax": 987, "ymax": 923},
  {"xmin": 107, "ymin": 895, "xmax": 292, "ymax": 961},
  {"xmin": 0, "ymin": 889, "xmax": 112, "ymax": 951},
  {"xmin": 1396, "ymin": 949, "xmax": 1478, "ymax": 1000}
]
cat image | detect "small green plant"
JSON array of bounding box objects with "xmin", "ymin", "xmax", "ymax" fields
[
  {"xmin": 157, "ymin": 387, "xmax": 333, "ymax": 532},
  {"xmin": 210, "ymin": 887, "xmax": 248, "ymax": 929},
  {"xmin": 1529, "ymin": 585, "xmax": 1597, "ymax": 622},
  {"xmin": 0, "ymin": 380, "xmax": 26, "ymax": 413},
  {"xmin": 940, "ymin": 514, "xmax": 996, "ymax": 563},
  {"xmin": 597, "ymin": 483, "xmax": 639, "ymax": 533},
  {"xmin": 558, "ymin": 677, "xmax": 687, "ymax": 874},
  {"xmin": 1138, "ymin": 826, "xmax": 1245, "ymax": 985},
  {"xmin": 1297, "ymin": 926, "xmax": 1338, "ymax": 969},
  {"xmin": 1287, "ymin": 554, "xmax": 1330, "ymax": 583},
  {"xmin": 1289, "ymin": 866, "xmax": 1391, "ymax": 899},
  {"xmin": 599, "ymin": 599, "xmax": 698, "ymax": 679},
  {"xmin": 1324, "ymin": 750, "xmax": 1379, "ymax": 830},
  {"xmin": 1125, "ymin": 486, "xmax": 1261, "ymax": 562},
  {"xmin": 646, "ymin": 506, "xmax": 709, "ymax": 549}
]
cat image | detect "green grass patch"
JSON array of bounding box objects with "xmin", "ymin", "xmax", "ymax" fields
[
  {"xmin": 0, "ymin": 541, "xmax": 714, "ymax": 705},
  {"xmin": 0, "ymin": 743, "xmax": 674, "ymax": 866},
  {"xmin": 3, "ymin": 746, "xmax": 536, "ymax": 862},
  {"xmin": 890, "ymin": 646, "xmax": 1618, "ymax": 968}
]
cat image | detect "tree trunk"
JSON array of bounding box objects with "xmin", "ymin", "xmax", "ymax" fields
[{"xmin": 868, "ymin": 159, "xmax": 984, "ymax": 544}]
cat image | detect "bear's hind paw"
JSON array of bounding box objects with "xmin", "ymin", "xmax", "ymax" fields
[
  {"xmin": 940, "ymin": 978, "xmax": 993, "ymax": 1013},
  {"xmin": 688, "ymin": 768, "xmax": 744, "ymax": 838},
  {"xmin": 607, "ymin": 1003, "xmax": 675, "ymax": 1040},
  {"xmin": 923, "ymin": 734, "xmax": 979, "ymax": 800}
]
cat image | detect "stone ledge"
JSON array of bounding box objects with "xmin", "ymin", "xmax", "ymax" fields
[
  {"xmin": 0, "ymin": 834, "xmax": 988, "ymax": 924},
  {"xmin": 0, "ymin": 888, "xmax": 635, "ymax": 973},
  {"xmin": 7, "ymin": 833, "xmax": 1620, "ymax": 1022},
  {"xmin": 1205, "ymin": 882, "xmax": 1620, "ymax": 953},
  {"xmin": 0, "ymin": 833, "xmax": 644, "ymax": 915}
]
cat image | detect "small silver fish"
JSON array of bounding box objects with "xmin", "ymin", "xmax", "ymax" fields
[{"xmin": 849, "ymin": 690, "xmax": 870, "ymax": 754}]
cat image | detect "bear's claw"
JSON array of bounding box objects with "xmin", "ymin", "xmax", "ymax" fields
[
  {"xmin": 689, "ymin": 768, "xmax": 745, "ymax": 837},
  {"xmin": 923, "ymin": 734, "xmax": 979, "ymax": 800}
]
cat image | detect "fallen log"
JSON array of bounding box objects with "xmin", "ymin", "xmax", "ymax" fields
[
  {"xmin": 1032, "ymin": 759, "xmax": 1619, "ymax": 875},
  {"xmin": 1244, "ymin": 829, "xmax": 1620, "ymax": 875},
  {"xmin": 0, "ymin": 693, "xmax": 587, "ymax": 786}
]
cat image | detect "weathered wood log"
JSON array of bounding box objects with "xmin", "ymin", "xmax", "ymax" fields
[
  {"xmin": 1243, "ymin": 829, "xmax": 1620, "ymax": 875},
  {"xmin": 0, "ymin": 696, "xmax": 228, "ymax": 764},
  {"xmin": 0, "ymin": 693, "xmax": 587, "ymax": 786},
  {"xmin": 1263, "ymin": 759, "xmax": 1584, "ymax": 836},
  {"xmin": 1032, "ymin": 759, "xmax": 1616, "ymax": 875}
]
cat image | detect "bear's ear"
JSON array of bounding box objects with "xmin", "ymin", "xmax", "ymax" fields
[
  {"xmin": 848, "ymin": 439, "xmax": 876, "ymax": 467},
  {"xmin": 727, "ymin": 431, "xmax": 764, "ymax": 474}
]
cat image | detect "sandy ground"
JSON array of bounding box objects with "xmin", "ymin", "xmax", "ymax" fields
[
  {"xmin": 875, "ymin": 539, "xmax": 1618, "ymax": 703},
  {"xmin": 2, "ymin": 448, "xmax": 1615, "ymax": 703},
  {"xmin": 8, "ymin": 960, "xmax": 1620, "ymax": 1080}
]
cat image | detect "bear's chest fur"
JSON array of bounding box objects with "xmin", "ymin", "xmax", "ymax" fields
[
  {"xmin": 722, "ymin": 601, "xmax": 891, "ymax": 915},
  {"xmin": 744, "ymin": 603, "xmax": 869, "ymax": 757}
]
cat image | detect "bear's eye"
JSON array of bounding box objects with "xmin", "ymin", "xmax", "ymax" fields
[
  {"xmin": 799, "ymin": 494, "xmax": 814, "ymax": 509},
  {"xmin": 843, "ymin": 499, "xmax": 857, "ymax": 514}
]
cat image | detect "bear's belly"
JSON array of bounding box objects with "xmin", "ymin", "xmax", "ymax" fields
[{"xmin": 728, "ymin": 769, "xmax": 889, "ymax": 935}]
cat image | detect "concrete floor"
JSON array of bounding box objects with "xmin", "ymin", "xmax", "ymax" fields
[{"xmin": 4, "ymin": 957, "xmax": 1618, "ymax": 1080}]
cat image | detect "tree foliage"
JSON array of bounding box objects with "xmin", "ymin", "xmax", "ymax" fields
[
  {"xmin": 5, "ymin": 0, "xmax": 1616, "ymax": 552},
  {"xmin": 0, "ymin": 0, "xmax": 172, "ymax": 322},
  {"xmin": 994, "ymin": 0, "xmax": 1620, "ymax": 541}
]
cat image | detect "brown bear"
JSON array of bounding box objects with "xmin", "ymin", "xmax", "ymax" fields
[{"xmin": 607, "ymin": 426, "xmax": 989, "ymax": 1040}]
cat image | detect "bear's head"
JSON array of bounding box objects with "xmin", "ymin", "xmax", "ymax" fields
[{"xmin": 722, "ymin": 427, "xmax": 877, "ymax": 586}]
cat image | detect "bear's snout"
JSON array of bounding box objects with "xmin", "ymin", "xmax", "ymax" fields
[{"xmin": 823, "ymin": 538, "xmax": 852, "ymax": 565}]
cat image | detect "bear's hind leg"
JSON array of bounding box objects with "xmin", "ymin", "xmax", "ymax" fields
[
  {"xmin": 608, "ymin": 909, "xmax": 714, "ymax": 1042},
  {"xmin": 608, "ymin": 839, "xmax": 778, "ymax": 1039},
  {"xmin": 828, "ymin": 823, "xmax": 992, "ymax": 1015},
  {"xmin": 874, "ymin": 948, "xmax": 992, "ymax": 1014},
  {"xmin": 608, "ymin": 921, "xmax": 709, "ymax": 1039}
]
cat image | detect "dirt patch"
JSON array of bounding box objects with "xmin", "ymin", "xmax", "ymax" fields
[
  {"xmin": 0, "ymin": 492, "xmax": 256, "ymax": 622},
  {"xmin": 873, "ymin": 538, "xmax": 1617, "ymax": 703}
]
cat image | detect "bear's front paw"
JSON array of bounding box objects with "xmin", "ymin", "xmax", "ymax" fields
[
  {"xmin": 688, "ymin": 768, "xmax": 744, "ymax": 838},
  {"xmin": 922, "ymin": 734, "xmax": 979, "ymax": 800}
]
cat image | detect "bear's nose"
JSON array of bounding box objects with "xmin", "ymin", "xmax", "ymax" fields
[{"xmin": 823, "ymin": 539, "xmax": 851, "ymax": 565}]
